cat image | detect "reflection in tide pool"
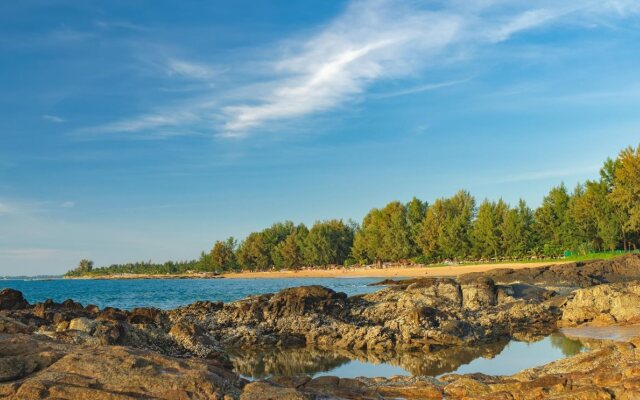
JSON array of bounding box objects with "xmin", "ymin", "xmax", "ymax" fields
[{"xmin": 231, "ymin": 333, "xmax": 585, "ymax": 379}]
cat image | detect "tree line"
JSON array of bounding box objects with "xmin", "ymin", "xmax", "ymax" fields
[{"xmin": 67, "ymin": 144, "xmax": 640, "ymax": 276}]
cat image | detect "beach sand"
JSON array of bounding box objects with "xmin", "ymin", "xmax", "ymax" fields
[{"xmin": 220, "ymin": 261, "xmax": 567, "ymax": 279}]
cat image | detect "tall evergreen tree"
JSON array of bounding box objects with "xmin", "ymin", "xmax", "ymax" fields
[
  {"xmin": 272, "ymin": 224, "xmax": 308, "ymax": 269},
  {"xmin": 610, "ymin": 145, "xmax": 640, "ymax": 250},
  {"xmin": 472, "ymin": 199, "xmax": 507, "ymax": 259},
  {"xmin": 534, "ymin": 184, "xmax": 572, "ymax": 256},
  {"xmin": 210, "ymin": 237, "xmax": 238, "ymax": 272},
  {"xmin": 500, "ymin": 199, "xmax": 535, "ymax": 258},
  {"xmin": 304, "ymin": 220, "xmax": 354, "ymax": 265},
  {"xmin": 406, "ymin": 197, "xmax": 428, "ymax": 256}
]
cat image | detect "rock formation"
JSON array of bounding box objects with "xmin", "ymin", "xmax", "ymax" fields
[{"xmin": 2, "ymin": 254, "xmax": 640, "ymax": 399}]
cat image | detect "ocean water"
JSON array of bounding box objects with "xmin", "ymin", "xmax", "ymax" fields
[{"xmin": 0, "ymin": 277, "xmax": 383, "ymax": 310}]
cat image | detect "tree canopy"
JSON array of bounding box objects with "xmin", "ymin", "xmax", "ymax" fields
[{"xmin": 66, "ymin": 144, "xmax": 640, "ymax": 276}]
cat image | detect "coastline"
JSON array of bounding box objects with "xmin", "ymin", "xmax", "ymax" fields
[
  {"xmin": 65, "ymin": 260, "xmax": 569, "ymax": 280},
  {"xmin": 65, "ymin": 272, "xmax": 223, "ymax": 280}
]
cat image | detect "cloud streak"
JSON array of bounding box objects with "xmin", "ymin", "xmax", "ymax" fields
[
  {"xmin": 79, "ymin": 0, "xmax": 640, "ymax": 139},
  {"xmin": 166, "ymin": 58, "xmax": 221, "ymax": 80},
  {"xmin": 42, "ymin": 114, "xmax": 65, "ymax": 123},
  {"xmin": 221, "ymin": 1, "xmax": 462, "ymax": 136}
]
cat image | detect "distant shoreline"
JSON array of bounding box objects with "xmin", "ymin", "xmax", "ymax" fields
[
  {"xmin": 64, "ymin": 260, "xmax": 569, "ymax": 280},
  {"xmin": 64, "ymin": 272, "xmax": 224, "ymax": 280}
]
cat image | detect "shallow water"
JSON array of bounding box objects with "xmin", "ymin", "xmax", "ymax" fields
[
  {"xmin": 561, "ymin": 324, "xmax": 640, "ymax": 342},
  {"xmin": 0, "ymin": 278, "xmax": 382, "ymax": 309},
  {"xmin": 231, "ymin": 333, "xmax": 585, "ymax": 379}
]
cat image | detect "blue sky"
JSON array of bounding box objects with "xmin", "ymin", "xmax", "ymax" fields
[{"xmin": 1, "ymin": 0, "xmax": 639, "ymax": 275}]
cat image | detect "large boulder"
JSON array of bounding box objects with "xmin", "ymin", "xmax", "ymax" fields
[
  {"xmin": 561, "ymin": 281, "xmax": 640, "ymax": 326},
  {"xmin": 0, "ymin": 289, "xmax": 29, "ymax": 310},
  {"xmin": 268, "ymin": 285, "xmax": 347, "ymax": 317},
  {"xmin": 0, "ymin": 334, "xmax": 243, "ymax": 399},
  {"xmin": 460, "ymin": 277, "xmax": 497, "ymax": 310}
]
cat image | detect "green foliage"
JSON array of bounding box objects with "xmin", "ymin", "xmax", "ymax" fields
[
  {"xmin": 66, "ymin": 144, "xmax": 640, "ymax": 276},
  {"xmin": 66, "ymin": 259, "xmax": 94, "ymax": 276},
  {"xmin": 406, "ymin": 197, "xmax": 427, "ymax": 256},
  {"xmin": 610, "ymin": 145, "xmax": 640, "ymax": 249},
  {"xmin": 210, "ymin": 237, "xmax": 238, "ymax": 272},
  {"xmin": 533, "ymin": 184, "xmax": 572, "ymax": 256},
  {"xmin": 65, "ymin": 259, "xmax": 203, "ymax": 277},
  {"xmin": 272, "ymin": 224, "xmax": 308, "ymax": 269},
  {"xmin": 472, "ymin": 199, "xmax": 508, "ymax": 259},
  {"xmin": 500, "ymin": 199, "xmax": 535, "ymax": 258},
  {"xmin": 352, "ymin": 201, "xmax": 413, "ymax": 263},
  {"xmin": 304, "ymin": 219, "xmax": 354, "ymax": 266}
]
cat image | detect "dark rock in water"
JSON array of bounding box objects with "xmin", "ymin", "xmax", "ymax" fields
[{"xmin": 0, "ymin": 289, "xmax": 29, "ymax": 310}]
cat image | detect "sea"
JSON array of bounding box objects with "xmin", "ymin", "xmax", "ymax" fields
[{"xmin": 1, "ymin": 277, "xmax": 382, "ymax": 310}]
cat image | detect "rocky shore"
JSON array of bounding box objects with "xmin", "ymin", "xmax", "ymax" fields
[{"xmin": 2, "ymin": 254, "xmax": 640, "ymax": 399}]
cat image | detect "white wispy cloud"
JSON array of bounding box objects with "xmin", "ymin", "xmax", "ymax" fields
[
  {"xmin": 220, "ymin": 0, "xmax": 639, "ymax": 136},
  {"xmin": 166, "ymin": 58, "xmax": 220, "ymax": 80},
  {"xmin": 78, "ymin": 0, "xmax": 640, "ymax": 139},
  {"xmin": 79, "ymin": 110, "xmax": 201, "ymax": 137},
  {"xmin": 221, "ymin": 1, "xmax": 462, "ymax": 136},
  {"xmin": 42, "ymin": 114, "xmax": 65, "ymax": 123},
  {"xmin": 373, "ymin": 79, "xmax": 471, "ymax": 99},
  {"xmin": 95, "ymin": 20, "xmax": 146, "ymax": 32},
  {"xmin": 487, "ymin": 9, "xmax": 563, "ymax": 43}
]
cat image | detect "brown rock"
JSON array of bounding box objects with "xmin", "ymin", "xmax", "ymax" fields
[
  {"xmin": 0, "ymin": 334, "xmax": 242, "ymax": 399},
  {"xmin": 240, "ymin": 381, "xmax": 309, "ymax": 400},
  {"xmin": 561, "ymin": 281, "xmax": 640, "ymax": 326},
  {"xmin": 0, "ymin": 289, "xmax": 29, "ymax": 310}
]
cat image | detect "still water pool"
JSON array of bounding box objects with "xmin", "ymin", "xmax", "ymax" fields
[{"xmin": 232, "ymin": 333, "xmax": 585, "ymax": 379}]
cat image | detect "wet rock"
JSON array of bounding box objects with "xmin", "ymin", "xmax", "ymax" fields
[{"xmin": 0, "ymin": 288, "xmax": 29, "ymax": 310}]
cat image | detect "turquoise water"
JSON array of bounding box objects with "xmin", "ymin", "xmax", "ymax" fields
[{"xmin": 0, "ymin": 278, "xmax": 382, "ymax": 310}]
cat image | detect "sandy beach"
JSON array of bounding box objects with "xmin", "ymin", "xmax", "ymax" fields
[{"xmin": 221, "ymin": 260, "xmax": 568, "ymax": 279}]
